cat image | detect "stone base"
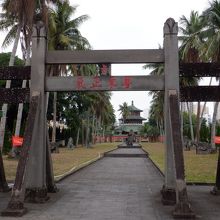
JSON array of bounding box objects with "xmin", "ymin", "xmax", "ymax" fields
[
  {"xmin": 1, "ymin": 200, "xmax": 27, "ymax": 217},
  {"xmin": 1, "ymin": 207, "xmax": 27, "ymax": 217},
  {"xmin": 210, "ymin": 186, "xmax": 220, "ymax": 195},
  {"xmin": 25, "ymin": 187, "xmax": 49, "ymax": 203},
  {"xmin": 0, "ymin": 184, "xmax": 11, "ymax": 192},
  {"xmin": 161, "ymin": 185, "xmax": 176, "ymax": 205},
  {"xmin": 47, "ymin": 184, "xmax": 59, "ymax": 193},
  {"xmin": 173, "ymin": 202, "xmax": 196, "ymax": 219}
]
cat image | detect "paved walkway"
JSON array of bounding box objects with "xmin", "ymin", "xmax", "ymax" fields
[{"xmin": 0, "ymin": 147, "xmax": 220, "ymax": 219}]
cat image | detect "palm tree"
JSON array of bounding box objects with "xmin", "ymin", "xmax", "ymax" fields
[
  {"xmin": 144, "ymin": 46, "xmax": 200, "ymax": 141},
  {"xmin": 143, "ymin": 59, "xmax": 165, "ymax": 136},
  {"xmin": 48, "ymin": 0, "xmax": 90, "ymax": 51},
  {"xmin": 47, "ymin": 0, "xmax": 90, "ymax": 142},
  {"xmin": 0, "ymin": 0, "xmax": 51, "ymax": 152},
  {"xmin": 149, "ymin": 91, "xmax": 164, "ymax": 136},
  {"xmin": 85, "ymin": 91, "xmax": 114, "ymax": 144},
  {"xmin": 179, "ymin": 10, "xmax": 205, "ymax": 142},
  {"xmin": 0, "ymin": 2, "xmax": 21, "ymax": 151},
  {"xmin": 202, "ymin": 0, "xmax": 220, "ymax": 149},
  {"xmin": 0, "ymin": 0, "xmax": 36, "ymax": 152},
  {"xmin": 118, "ymin": 102, "xmax": 129, "ymax": 124}
]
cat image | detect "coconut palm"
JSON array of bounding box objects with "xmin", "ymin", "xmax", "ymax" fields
[
  {"xmin": 0, "ymin": 2, "xmax": 21, "ymax": 151},
  {"xmin": 143, "ymin": 60, "xmax": 165, "ymax": 137},
  {"xmin": 0, "ymin": 0, "xmax": 53, "ymax": 153},
  {"xmin": 202, "ymin": 0, "xmax": 220, "ymax": 149},
  {"xmin": 47, "ymin": 0, "xmax": 90, "ymax": 142},
  {"xmin": 179, "ymin": 10, "xmax": 205, "ymax": 142},
  {"xmin": 149, "ymin": 91, "xmax": 164, "ymax": 136},
  {"xmin": 118, "ymin": 102, "xmax": 130, "ymax": 124},
  {"xmin": 0, "ymin": 0, "xmax": 36, "ymax": 152},
  {"xmin": 48, "ymin": 0, "xmax": 90, "ymax": 51},
  {"xmin": 144, "ymin": 47, "xmax": 200, "ymax": 140},
  {"xmin": 86, "ymin": 91, "xmax": 114, "ymax": 144}
]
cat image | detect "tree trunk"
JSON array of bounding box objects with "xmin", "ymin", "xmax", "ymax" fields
[
  {"xmin": 199, "ymin": 77, "xmax": 213, "ymax": 131},
  {"xmin": 211, "ymin": 102, "xmax": 219, "ymax": 149},
  {"xmin": 180, "ymin": 102, "xmax": 184, "ymax": 136},
  {"xmin": 14, "ymin": 44, "xmax": 31, "ymax": 137},
  {"xmin": 187, "ymin": 102, "xmax": 194, "ymax": 141},
  {"xmin": 81, "ymin": 120, "xmax": 84, "ymax": 147},
  {"xmin": 76, "ymin": 127, "xmax": 80, "ymax": 147},
  {"xmin": 86, "ymin": 113, "xmax": 90, "ymax": 147},
  {"xmin": 102, "ymin": 126, "xmax": 105, "ymax": 142},
  {"xmin": 0, "ymin": 25, "xmax": 21, "ymax": 151},
  {"xmin": 94, "ymin": 118, "xmax": 98, "ymax": 144},
  {"xmin": 91, "ymin": 114, "xmax": 95, "ymax": 144},
  {"xmin": 99, "ymin": 116, "xmax": 102, "ymax": 143},
  {"xmin": 52, "ymin": 92, "xmax": 57, "ymax": 143},
  {"xmin": 195, "ymin": 102, "xmax": 201, "ymax": 142}
]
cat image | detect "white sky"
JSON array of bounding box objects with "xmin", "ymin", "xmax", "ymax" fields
[
  {"xmin": 0, "ymin": 0, "xmax": 214, "ymax": 121},
  {"xmin": 72, "ymin": 0, "xmax": 211, "ymax": 120}
]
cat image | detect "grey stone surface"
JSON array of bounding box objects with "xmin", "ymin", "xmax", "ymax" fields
[
  {"xmin": 104, "ymin": 148, "xmax": 147, "ymax": 157},
  {"xmin": 0, "ymin": 148, "xmax": 220, "ymax": 219},
  {"xmin": 118, "ymin": 143, "xmax": 142, "ymax": 148},
  {"xmin": 106, "ymin": 148, "xmax": 145, "ymax": 155}
]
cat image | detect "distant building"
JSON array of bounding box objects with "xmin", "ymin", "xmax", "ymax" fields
[{"xmin": 115, "ymin": 101, "xmax": 146, "ymax": 135}]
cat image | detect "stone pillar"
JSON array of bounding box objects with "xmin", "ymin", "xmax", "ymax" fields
[
  {"xmin": 211, "ymin": 147, "xmax": 220, "ymax": 195},
  {"xmin": 169, "ymin": 91, "xmax": 195, "ymax": 218},
  {"xmin": 161, "ymin": 18, "xmax": 179, "ymax": 205},
  {"xmin": 1, "ymin": 92, "xmax": 40, "ymax": 217},
  {"xmin": 46, "ymin": 131, "xmax": 58, "ymax": 193},
  {"xmin": 0, "ymin": 150, "xmax": 10, "ymax": 192},
  {"xmin": 25, "ymin": 21, "xmax": 48, "ymax": 203}
]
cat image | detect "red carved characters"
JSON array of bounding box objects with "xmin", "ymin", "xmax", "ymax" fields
[
  {"xmin": 90, "ymin": 76, "xmax": 102, "ymax": 89},
  {"xmin": 108, "ymin": 76, "xmax": 117, "ymax": 89},
  {"xmin": 76, "ymin": 76, "xmax": 86, "ymax": 90},
  {"xmin": 75, "ymin": 76, "xmax": 132, "ymax": 90},
  {"xmin": 99, "ymin": 63, "xmax": 110, "ymax": 75},
  {"xmin": 101, "ymin": 64, "xmax": 108, "ymax": 75},
  {"xmin": 122, "ymin": 76, "xmax": 132, "ymax": 89}
]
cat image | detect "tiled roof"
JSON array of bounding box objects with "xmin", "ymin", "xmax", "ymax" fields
[
  {"xmin": 128, "ymin": 105, "xmax": 142, "ymax": 112},
  {"xmin": 125, "ymin": 115, "xmax": 146, "ymax": 120},
  {"xmin": 115, "ymin": 124, "xmax": 143, "ymax": 132}
]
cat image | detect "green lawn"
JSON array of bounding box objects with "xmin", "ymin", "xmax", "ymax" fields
[
  {"xmin": 4, "ymin": 142, "xmax": 218, "ymax": 183},
  {"xmin": 3, "ymin": 143, "xmax": 117, "ymax": 182},
  {"xmin": 142, "ymin": 142, "xmax": 218, "ymax": 183}
]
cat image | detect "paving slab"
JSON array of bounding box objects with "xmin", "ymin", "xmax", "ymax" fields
[
  {"xmin": 118, "ymin": 143, "xmax": 142, "ymax": 148},
  {"xmin": 104, "ymin": 148, "xmax": 147, "ymax": 157},
  {"xmin": 0, "ymin": 147, "xmax": 220, "ymax": 219}
]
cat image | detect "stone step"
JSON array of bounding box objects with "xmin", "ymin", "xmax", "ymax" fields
[
  {"xmin": 117, "ymin": 143, "xmax": 142, "ymax": 148},
  {"xmin": 104, "ymin": 153, "xmax": 147, "ymax": 158},
  {"xmin": 117, "ymin": 145, "xmax": 142, "ymax": 148}
]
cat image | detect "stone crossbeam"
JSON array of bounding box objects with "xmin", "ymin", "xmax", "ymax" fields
[
  {"xmin": 45, "ymin": 75, "xmax": 165, "ymax": 92},
  {"xmin": 46, "ymin": 49, "xmax": 164, "ymax": 64}
]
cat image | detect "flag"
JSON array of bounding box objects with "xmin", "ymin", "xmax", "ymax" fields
[
  {"xmin": 214, "ymin": 136, "xmax": 220, "ymax": 144},
  {"xmin": 12, "ymin": 136, "xmax": 23, "ymax": 147}
]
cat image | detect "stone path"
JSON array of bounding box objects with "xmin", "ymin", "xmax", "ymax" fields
[
  {"xmin": 0, "ymin": 147, "xmax": 220, "ymax": 219},
  {"xmin": 104, "ymin": 148, "xmax": 147, "ymax": 157}
]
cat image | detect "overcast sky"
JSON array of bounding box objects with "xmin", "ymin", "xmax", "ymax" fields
[
  {"xmin": 73, "ymin": 0, "xmax": 211, "ymax": 120},
  {"xmin": 0, "ymin": 0, "xmax": 213, "ymax": 120}
]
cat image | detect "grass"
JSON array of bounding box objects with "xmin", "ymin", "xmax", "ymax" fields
[
  {"xmin": 3, "ymin": 143, "xmax": 117, "ymax": 182},
  {"xmin": 3, "ymin": 142, "xmax": 218, "ymax": 183},
  {"xmin": 142, "ymin": 142, "xmax": 218, "ymax": 183}
]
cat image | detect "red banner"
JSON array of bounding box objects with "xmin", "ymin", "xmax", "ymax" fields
[
  {"xmin": 12, "ymin": 136, "xmax": 23, "ymax": 147},
  {"xmin": 215, "ymin": 136, "xmax": 220, "ymax": 144}
]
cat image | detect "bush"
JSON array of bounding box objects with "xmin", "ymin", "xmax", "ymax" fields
[{"xmin": 3, "ymin": 129, "xmax": 12, "ymax": 154}]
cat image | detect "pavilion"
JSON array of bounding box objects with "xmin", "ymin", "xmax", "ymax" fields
[{"xmin": 115, "ymin": 101, "xmax": 146, "ymax": 135}]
